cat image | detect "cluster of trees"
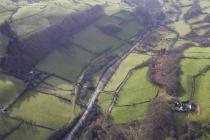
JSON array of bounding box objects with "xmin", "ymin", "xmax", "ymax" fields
[
  {"xmin": 134, "ymin": 7, "xmax": 153, "ymax": 26},
  {"xmin": 134, "ymin": 0, "xmax": 165, "ymax": 27},
  {"xmin": 0, "ymin": 21, "xmax": 34, "ymax": 75},
  {"xmin": 148, "ymin": 51, "xmax": 182, "ymax": 96},
  {"xmin": 0, "ymin": 5, "xmax": 103, "ymax": 76},
  {"xmin": 138, "ymin": 97, "xmax": 175, "ymax": 140}
]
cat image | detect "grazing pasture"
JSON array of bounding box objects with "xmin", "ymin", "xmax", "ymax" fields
[
  {"xmin": 183, "ymin": 47, "xmax": 210, "ymax": 58},
  {"xmin": 115, "ymin": 21, "xmax": 143, "ymax": 40},
  {"xmin": 192, "ymin": 71, "xmax": 210, "ymax": 123},
  {"xmin": 36, "ymin": 45, "xmax": 95, "ymax": 81},
  {"xmin": 180, "ymin": 59, "xmax": 210, "ymax": 101},
  {"xmin": 72, "ymin": 26, "xmax": 124, "ymax": 53},
  {"xmin": 97, "ymin": 93, "xmax": 113, "ymax": 113},
  {"xmin": 37, "ymin": 77, "xmax": 74, "ymax": 100},
  {"xmin": 169, "ymin": 20, "xmax": 191, "ymax": 37},
  {"xmin": 0, "ymin": 75, "xmax": 25, "ymax": 106},
  {"xmin": 9, "ymin": 91, "xmax": 80, "ymax": 129},
  {"xmin": 104, "ymin": 53, "xmax": 150, "ymax": 91},
  {"xmin": 0, "ymin": 115, "xmax": 21, "ymax": 138},
  {"xmin": 111, "ymin": 67, "xmax": 156, "ymax": 124},
  {"xmin": 4, "ymin": 124, "xmax": 53, "ymax": 140}
]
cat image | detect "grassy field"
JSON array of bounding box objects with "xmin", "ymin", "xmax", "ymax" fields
[
  {"xmin": 200, "ymin": 0, "xmax": 210, "ymax": 11},
  {"xmin": 173, "ymin": 39, "xmax": 197, "ymax": 48},
  {"xmin": 114, "ymin": 10, "xmax": 134, "ymax": 21},
  {"xmin": 169, "ymin": 20, "xmax": 191, "ymax": 37},
  {"xmin": 191, "ymin": 71, "xmax": 210, "ymax": 123},
  {"xmin": 97, "ymin": 92, "xmax": 113, "ymax": 113},
  {"xmin": 111, "ymin": 67, "xmax": 156, "ymax": 124},
  {"xmin": 0, "ymin": 11, "xmax": 13, "ymax": 24},
  {"xmin": 4, "ymin": 124, "xmax": 53, "ymax": 140},
  {"xmin": 180, "ymin": 59, "xmax": 210, "ymax": 101},
  {"xmin": 10, "ymin": 0, "xmax": 90, "ymax": 37},
  {"xmin": 0, "ymin": 0, "xmax": 132, "ymax": 38},
  {"xmin": 10, "ymin": 91, "xmax": 80, "ymax": 129},
  {"xmin": 104, "ymin": 53, "xmax": 150, "ymax": 91},
  {"xmin": 37, "ymin": 76, "xmax": 74, "ymax": 100},
  {"xmin": 115, "ymin": 21, "xmax": 143, "ymax": 40},
  {"xmin": 192, "ymin": 22, "xmax": 210, "ymax": 29},
  {"xmin": 180, "ymin": 6, "xmax": 191, "ymax": 19},
  {"xmin": 194, "ymin": 27, "xmax": 209, "ymax": 36},
  {"xmin": 187, "ymin": 14, "xmax": 206, "ymax": 24},
  {"xmin": 0, "ymin": 33, "xmax": 8, "ymax": 57},
  {"xmin": 72, "ymin": 26, "xmax": 124, "ymax": 53},
  {"xmin": 0, "ymin": 115, "xmax": 21, "ymax": 138},
  {"xmin": 12, "ymin": 15, "xmax": 50, "ymax": 38},
  {"xmin": 0, "ymin": 74, "xmax": 25, "ymax": 106},
  {"xmin": 183, "ymin": 47, "xmax": 210, "ymax": 58},
  {"xmin": 36, "ymin": 45, "xmax": 95, "ymax": 82},
  {"xmin": 111, "ymin": 103, "xmax": 149, "ymax": 124},
  {"xmin": 95, "ymin": 15, "xmax": 123, "ymax": 27},
  {"xmin": 116, "ymin": 67, "xmax": 156, "ymax": 106},
  {"xmin": 177, "ymin": 0, "xmax": 193, "ymax": 6}
]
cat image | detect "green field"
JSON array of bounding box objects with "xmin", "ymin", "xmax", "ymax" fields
[
  {"xmin": 169, "ymin": 20, "xmax": 191, "ymax": 37},
  {"xmin": 192, "ymin": 71, "xmax": 210, "ymax": 123},
  {"xmin": 3, "ymin": 0, "xmax": 210, "ymax": 139},
  {"xmin": 184, "ymin": 47, "xmax": 210, "ymax": 58},
  {"xmin": 200, "ymin": 0, "xmax": 210, "ymax": 10},
  {"xmin": 111, "ymin": 67, "xmax": 156, "ymax": 124},
  {"xmin": 0, "ymin": 75, "xmax": 25, "ymax": 106},
  {"xmin": 111, "ymin": 103, "xmax": 149, "ymax": 124},
  {"xmin": 174, "ymin": 38, "xmax": 196, "ymax": 48},
  {"xmin": 104, "ymin": 53, "xmax": 150, "ymax": 91},
  {"xmin": 97, "ymin": 92, "xmax": 113, "ymax": 113},
  {"xmin": 11, "ymin": 1, "xmax": 84, "ymax": 37},
  {"xmin": 0, "ymin": 33, "xmax": 8, "ymax": 57},
  {"xmin": 177, "ymin": 0, "xmax": 193, "ymax": 6},
  {"xmin": 187, "ymin": 14, "xmax": 206, "ymax": 24},
  {"xmin": 0, "ymin": 115, "xmax": 21, "ymax": 138},
  {"xmin": 115, "ymin": 21, "xmax": 143, "ymax": 40},
  {"xmin": 116, "ymin": 67, "xmax": 156, "ymax": 106},
  {"xmin": 36, "ymin": 45, "xmax": 95, "ymax": 81},
  {"xmin": 180, "ymin": 59, "xmax": 210, "ymax": 101},
  {"xmin": 180, "ymin": 6, "xmax": 191, "ymax": 19},
  {"xmin": 95, "ymin": 15, "xmax": 123, "ymax": 27},
  {"xmin": 4, "ymin": 124, "xmax": 53, "ymax": 140},
  {"xmin": 37, "ymin": 77, "xmax": 74, "ymax": 100},
  {"xmin": 10, "ymin": 91, "xmax": 80, "ymax": 129},
  {"xmin": 72, "ymin": 26, "xmax": 124, "ymax": 53},
  {"xmin": 1, "ymin": 0, "xmax": 132, "ymax": 38},
  {"xmin": 114, "ymin": 10, "xmax": 134, "ymax": 21}
]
